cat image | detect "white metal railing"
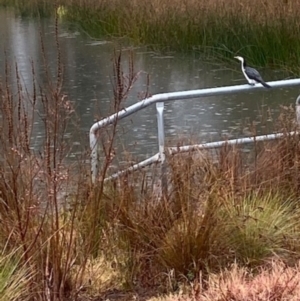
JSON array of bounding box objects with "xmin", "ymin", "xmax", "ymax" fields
[{"xmin": 90, "ymin": 78, "xmax": 300, "ymax": 183}]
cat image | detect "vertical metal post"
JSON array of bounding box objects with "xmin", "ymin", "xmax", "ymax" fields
[
  {"xmin": 296, "ymin": 95, "xmax": 300, "ymax": 126},
  {"xmin": 90, "ymin": 132, "xmax": 98, "ymax": 183},
  {"xmin": 156, "ymin": 102, "xmax": 167, "ymax": 196}
]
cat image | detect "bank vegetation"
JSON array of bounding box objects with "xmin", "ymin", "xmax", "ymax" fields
[{"xmin": 1, "ymin": 0, "xmax": 300, "ymax": 68}]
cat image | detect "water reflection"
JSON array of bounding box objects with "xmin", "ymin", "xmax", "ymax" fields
[{"xmin": 0, "ymin": 9, "xmax": 298, "ymax": 164}]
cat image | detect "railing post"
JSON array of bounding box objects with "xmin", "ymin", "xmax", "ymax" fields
[
  {"xmin": 156, "ymin": 102, "xmax": 167, "ymax": 196},
  {"xmin": 296, "ymin": 95, "xmax": 300, "ymax": 125},
  {"xmin": 90, "ymin": 132, "xmax": 98, "ymax": 183}
]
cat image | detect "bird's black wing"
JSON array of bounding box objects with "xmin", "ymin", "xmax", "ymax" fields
[
  {"xmin": 245, "ymin": 66, "xmax": 263, "ymax": 81},
  {"xmin": 245, "ymin": 66, "xmax": 271, "ymax": 88}
]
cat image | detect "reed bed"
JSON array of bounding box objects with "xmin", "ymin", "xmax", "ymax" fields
[
  {"xmin": 1, "ymin": 17, "xmax": 300, "ymax": 301},
  {"xmin": 2, "ymin": 0, "xmax": 300, "ymax": 67},
  {"xmin": 0, "ymin": 0, "xmax": 52, "ymax": 17},
  {"xmin": 54, "ymin": 0, "xmax": 300, "ymax": 68}
]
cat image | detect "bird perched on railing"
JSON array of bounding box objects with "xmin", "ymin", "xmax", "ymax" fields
[
  {"xmin": 296, "ymin": 95, "xmax": 300, "ymax": 125},
  {"xmin": 234, "ymin": 56, "xmax": 271, "ymax": 88}
]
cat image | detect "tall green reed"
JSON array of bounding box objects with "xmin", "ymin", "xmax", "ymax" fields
[
  {"xmin": 3, "ymin": 0, "xmax": 300, "ymax": 67},
  {"xmin": 58, "ymin": 0, "xmax": 300, "ymax": 68},
  {"xmin": 0, "ymin": 0, "xmax": 53, "ymax": 17}
]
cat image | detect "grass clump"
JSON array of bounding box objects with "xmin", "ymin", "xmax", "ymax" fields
[
  {"xmin": 0, "ymin": 251, "xmax": 33, "ymax": 301},
  {"xmin": 219, "ymin": 193, "xmax": 300, "ymax": 267},
  {"xmin": 108, "ymin": 132, "xmax": 300, "ymax": 290},
  {"xmin": 155, "ymin": 260, "xmax": 300, "ymax": 300}
]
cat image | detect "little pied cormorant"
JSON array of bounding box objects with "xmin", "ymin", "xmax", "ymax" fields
[{"xmin": 234, "ymin": 56, "xmax": 271, "ymax": 88}]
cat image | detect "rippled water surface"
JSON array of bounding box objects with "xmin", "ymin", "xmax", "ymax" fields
[{"xmin": 0, "ymin": 9, "xmax": 298, "ymax": 165}]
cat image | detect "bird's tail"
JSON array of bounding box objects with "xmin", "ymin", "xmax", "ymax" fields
[{"xmin": 260, "ymin": 81, "xmax": 271, "ymax": 88}]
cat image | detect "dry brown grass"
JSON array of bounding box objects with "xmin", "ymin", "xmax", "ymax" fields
[
  {"xmin": 203, "ymin": 260, "xmax": 300, "ymax": 301},
  {"xmin": 148, "ymin": 260, "xmax": 300, "ymax": 301},
  {"xmin": 62, "ymin": 0, "xmax": 299, "ymax": 18},
  {"xmin": 101, "ymin": 117, "xmax": 300, "ymax": 291}
]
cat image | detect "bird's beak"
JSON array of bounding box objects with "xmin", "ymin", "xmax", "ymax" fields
[{"xmin": 234, "ymin": 56, "xmax": 238, "ymax": 59}]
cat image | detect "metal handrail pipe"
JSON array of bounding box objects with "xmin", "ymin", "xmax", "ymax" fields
[
  {"xmin": 103, "ymin": 153, "xmax": 161, "ymax": 182},
  {"xmin": 90, "ymin": 78, "xmax": 300, "ymax": 182},
  {"xmin": 168, "ymin": 131, "xmax": 298, "ymax": 155},
  {"xmin": 90, "ymin": 78, "xmax": 300, "ymax": 140}
]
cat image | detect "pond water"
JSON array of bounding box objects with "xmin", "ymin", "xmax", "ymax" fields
[{"xmin": 0, "ymin": 9, "xmax": 299, "ymax": 167}]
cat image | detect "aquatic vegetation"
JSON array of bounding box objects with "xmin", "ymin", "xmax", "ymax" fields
[
  {"xmin": 0, "ymin": 0, "xmax": 53, "ymax": 17},
  {"xmin": 2, "ymin": 0, "xmax": 300, "ymax": 67},
  {"xmin": 57, "ymin": 0, "xmax": 300, "ymax": 68}
]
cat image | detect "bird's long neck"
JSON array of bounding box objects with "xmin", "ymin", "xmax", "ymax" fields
[{"xmin": 242, "ymin": 59, "xmax": 247, "ymax": 68}]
